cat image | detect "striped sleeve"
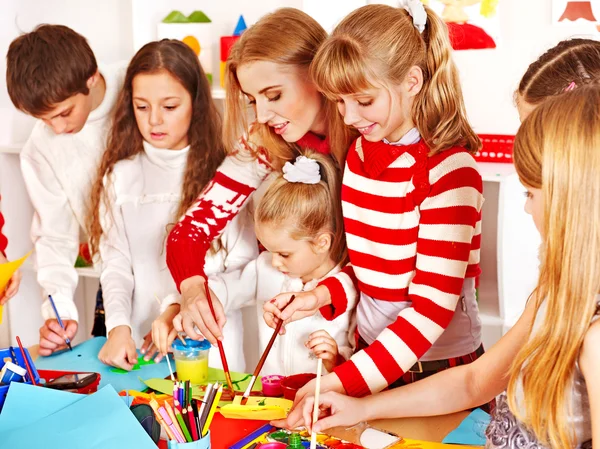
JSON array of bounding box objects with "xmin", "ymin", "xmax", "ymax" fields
[
  {"xmin": 166, "ymin": 143, "xmax": 272, "ymax": 290},
  {"xmin": 318, "ymin": 264, "xmax": 359, "ymax": 320},
  {"xmin": 334, "ymin": 151, "xmax": 483, "ymax": 397}
]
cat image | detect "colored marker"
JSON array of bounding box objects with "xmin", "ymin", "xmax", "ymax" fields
[{"xmin": 48, "ymin": 294, "xmax": 73, "ymax": 350}]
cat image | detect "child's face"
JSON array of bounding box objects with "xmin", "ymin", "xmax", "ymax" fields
[
  {"xmin": 36, "ymin": 92, "xmax": 94, "ymax": 135},
  {"xmin": 523, "ymin": 185, "xmax": 543, "ymax": 235},
  {"xmin": 335, "ymin": 68, "xmax": 422, "ymax": 143},
  {"xmin": 132, "ymin": 70, "xmax": 192, "ymax": 150},
  {"xmin": 236, "ymin": 61, "xmax": 326, "ymax": 141},
  {"xmin": 255, "ymin": 221, "xmax": 331, "ymax": 283}
]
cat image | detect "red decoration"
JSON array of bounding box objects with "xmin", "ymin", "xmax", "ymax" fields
[
  {"xmin": 558, "ymin": 1, "xmax": 598, "ymax": 22},
  {"xmin": 473, "ymin": 134, "xmax": 514, "ymax": 163},
  {"xmin": 447, "ymin": 22, "xmax": 496, "ymax": 50}
]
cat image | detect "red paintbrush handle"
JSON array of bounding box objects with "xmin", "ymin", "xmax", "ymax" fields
[
  {"xmin": 204, "ymin": 281, "xmax": 233, "ymax": 390},
  {"xmin": 15, "ymin": 336, "xmax": 36, "ymax": 386}
]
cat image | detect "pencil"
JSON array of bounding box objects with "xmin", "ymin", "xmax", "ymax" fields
[
  {"xmin": 204, "ymin": 281, "xmax": 233, "ymax": 392},
  {"xmin": 15, "ymin": 336, "xmax": 36, "ymax": 386},
  {"xmin": 149, "ymin": 398, "xmax": 176, "ymax": 441},
  {"xmin": 187, "ymin": 404, "xmax": 199, "ymax": 441},
  {"xmin": 175, "ymin": 406, "xmax": 192, "ymax": 442},
  {"xmin": 165, "ymin": 401, "xmax": 184, "ymax": 439},
  {"xmin": 241, "ymin": 295, "xmax": 294, "ymax": 405},
  {"xmin": 48, "ymin": 295, "xmax": 72, "ymax": 351},
  {"xmin": 310, "ymin": 358, "xmax": 323, "ymax": 449},
  {"xmin": 202, "ymin": 383, "xmax": 223, "ymax": 437},
  {"xmin": 199, "ymin": 382, "xmax": 218, "ymax": 433}
]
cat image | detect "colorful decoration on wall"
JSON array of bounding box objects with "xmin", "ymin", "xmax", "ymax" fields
[
  {"xmin": 220, "ymin": 16, "xmax": 248, "ymax": 88},
  {"xmin": 158, "ymin": 11, "xmax": 214, "ymax": 84},
  {"xmin": 423, "ymin": 0, "xmax": 500, "ymax": 50},
  {"xmin": 552, "ymin": 1, "xmax": 600, "ymax": 32}
]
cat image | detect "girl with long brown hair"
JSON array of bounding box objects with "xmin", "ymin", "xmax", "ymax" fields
[
  {"xmin": 164, "ymin": 8, "xmax": 357, "ymax": 344},
  {"xmin": 87, "ymin": 39, "xmax": 257, "ymax": 371}
]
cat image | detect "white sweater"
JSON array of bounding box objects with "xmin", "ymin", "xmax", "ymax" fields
[
  {"xmin": 20, "ymin": 62, "xmax": 127, "ymax": 322},
  {"xmin": 101, "ymin": 141, "xmax": 258, "ymax": 372},
  {"xmin": 208, "ymin": 252, "xmax": 357, "ymax": 376}
]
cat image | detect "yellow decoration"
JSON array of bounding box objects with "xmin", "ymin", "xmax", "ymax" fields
[
  {"xmin": 182, "ymin": 35, "xmax": 201, "ymax": 55},
  {"xmin": 480, "ymin": 0, "xmax": 498, "ymax": 18},
  {"xmin": 174, "ymin": 357, "xmax": 209, "ymax": 384},
  {"xmin": 219, "ymin": 395, "xmax": 293, "ymax": 421},
  {"xmin": 0, "ymin": 251, "xmax": 31, "ymax": 325}
]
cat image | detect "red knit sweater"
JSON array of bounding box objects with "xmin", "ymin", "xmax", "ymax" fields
[
  {"xmin": 318, "ymin": 136, "xmax": 483, "ymax": 397},
  {"xmin": 166, "ymin": 132, "xmax": 330, "ymax": 288},
  {"xmin": 0, "ymin": 199, "xmax": 7, "ymax": 257}
]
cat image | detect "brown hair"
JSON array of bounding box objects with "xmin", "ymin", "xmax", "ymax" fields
[
  {"xmin": 88, "ymin": 39, "xmax": 225, "ymax": 256},
  {"xmin": 224, "ymin": 7, "xmax": 356, "ymax": 169},
  {"xmin": 311, "ymin": 4, "xmax": 480, "ymax": 155},
  {"xmin": 255, "ymin": 151, "xmax": 347, "ymax": 266},
  {"xmin": 509, "ymin": 85, "xmax": 600, "ymax": 448},
  {"xmin": 518, "ymin": 38, "xmax": 600, "ymax": 106},
  {"xmin": 6, "ymin": 24, "xmax": 98, "ymax": 116}
]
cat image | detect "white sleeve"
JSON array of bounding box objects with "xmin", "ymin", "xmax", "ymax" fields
[
  {"xmin": 20, "ymin": 140, "xmax": 80, "ymax": 322},
  {"xmin": 98, "ymin": 174, "xmax": 134, "ymax": 335}
]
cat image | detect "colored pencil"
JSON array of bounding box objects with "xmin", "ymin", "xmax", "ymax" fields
[
  {"xmin": 204, "ymin": 281, "xmax": 233, "ymax": 392},
  {"xmin": 187, "ymin": 404, "xmax": 199, "ymax": 441},
  {"xmin": 47, "ymin": 295, "xmax": 72, "ymax": 350},
  {"xmin": 165, "ymin": 401, "xmax": 185, "ymax": 442},
  {"xmin": 191, "ymin": 399, "xmax": 201, "ymax": 438},
  {"xmin": 241, "ymin": 296, "xmax": 294, "ymax": 405},
  {"xmin": 174, "ymin": 406, "xmax": 192, "ymax": 442},
  {"xmin": 310, "ymin": 358, "xmax": 323, "ymax": 449},
  {"xmin": 202, "ymin": 383, "xmax": 223, "ymax": 437},
  {"xmin": 15, "ymin": 336, "xmax": 36, "ymax": 386},
  {"xmin": 199, "ymin": 382, "xmax": 218, "ymax": 433},
  {"xmin": 197, "ymin": 383, "xmax": 213, "ymax": 428},
  {"xmin": 149, "ymin": 398, "xmax": 176, "ymax": 441}
]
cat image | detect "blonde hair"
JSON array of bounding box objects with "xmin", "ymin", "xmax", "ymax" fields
[
  {"xmin": 255, "ymin": 151, "xmax": 346, "ymax": 266},
  {"xmin": 310, "ymin": 3, "xmax": 480, "ymax": 155},
  {"xmin": 224, "ymin": 8, "xmax": 355, "ymax": 169},
  {"xmin": 508, "ymin": 85, "xmax": 600, "ymax": 449},
  {"xmin": 518, "ymin": 38, "xmax": 600, "ymax": 107}
]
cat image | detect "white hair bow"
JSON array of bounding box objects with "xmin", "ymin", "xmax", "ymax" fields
[
  {"xmin": 400, "ymin": 0, "xmax": 427, "ymax": 33},
  {"xmin": 282, "ymin": 156, "xmax": 321, "ymax": 184}
]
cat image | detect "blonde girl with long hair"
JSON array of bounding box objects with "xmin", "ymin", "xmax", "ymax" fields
[
  {"xmin": 268, "ymin": 1, "xmax": 485, "ymax": 410},
  {"xmin": 163, "ymin": 8, "xmax": 357, "ymax": 345},
  {"xmin": 294, "ymin": 84, "xmax": 600, "ymax": 449},
  {"xmin": 87, "ymin": 40, "xmax": 257, "ymax": 371},
  {"xmin": 153, "ymin": 151, "xmax": 356, "ymax": 376}
]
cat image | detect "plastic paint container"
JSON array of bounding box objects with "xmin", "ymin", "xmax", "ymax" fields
[
  {"xmin": 268, "ymin": 430, "xmax": 290, "ymax": 444},
  {"xmin": 171, "ymin": 338, "xmax": 210, "ymax": 384},
  {"xmin": 280, "ymin": 373, "xmax": 316, "ymax": 400},
  {"xmin": 257, "ymin": 443, "xmax": 286, "ymax": 449},
  {"xmin": 261, "ymin": 374, "xmax": 284, "ymax": 397},
  {"xmin": 0, "ymin": 362, "xmax": 26, "ymax": 384}
]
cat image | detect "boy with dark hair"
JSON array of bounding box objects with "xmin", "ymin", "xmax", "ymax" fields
[{"xmin": 6, "ymin": 24, "xmax": 126, "ymax": 354}]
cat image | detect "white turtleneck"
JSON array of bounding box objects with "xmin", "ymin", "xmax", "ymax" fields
[
  {"xmin": 20, "ymin": 62, "xmax": 127, "ymax": 323},
  {"xmin": 99, "ymin": 141, "xmax": 257, "ymax": 371}
]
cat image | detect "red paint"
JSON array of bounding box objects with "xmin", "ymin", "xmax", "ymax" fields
[{"xmin": 280, "ymin": 373, "xmax": 317, "ymax": 401}]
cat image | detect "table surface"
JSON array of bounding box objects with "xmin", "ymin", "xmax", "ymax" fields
[{"xmin": 29, "ymin": 344, "xmax": 470, "ymax": 444}]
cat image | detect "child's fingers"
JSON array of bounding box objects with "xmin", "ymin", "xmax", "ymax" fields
[
  {"xmin": 305, "ymin": 334, "xmax": 335, "ymax": 350},
  {"xmin": 307, "ymin": 329, "xmax": 332, "ymax": 341},
  {"xmin": 265, "ymin": 293, "xmax": 296, "ymax": 319},
  {"xmin": 173, "ymin": 314, "xmax": 184, "ymax": 333},
  {"xmin": 197, "ymin": 298, "xmax": 223, "ymax": 341},
  {"xmin": 64, "ymin": 320, "xmax": 78, "ymax": 339},
  {"xmin": 126, "ymin": 343, "xmax": 138, "ymax": 367},
  {"xmin": 140, "ymin": 334, "xmax": 153, "ymax": 355},
  {"xmin": 310, "ymin": 342, "xmax": 337, "ymax": 359},
  {"xmin": 165, "ymin": 328, "xmax": 178, "ymax": 354},
  {"xmin": 41, "ymin": 321, "xmax": 68, "ymax": 346}
]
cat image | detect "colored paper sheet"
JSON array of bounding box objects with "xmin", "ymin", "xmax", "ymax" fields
[
  {"xmin": 442, "ymin": 408, "xmax": 490, "ymax": 447},
  {"xmin": 35, "ymin": 337, "xmax": 171, "ymax": 392},
  {"xmin": 0, "ymin": 385, "xmax": 156, "ymax": 449},
  {"xmin": 144, "ymin": 368, "xmax": 263, "ymax": 406},
  {"xmin": 0, "ymin": 251, "xmax": 31, "ymax": 324}
]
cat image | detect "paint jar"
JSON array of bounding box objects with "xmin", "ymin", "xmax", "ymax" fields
[
  {"xmin": 172, "ymin": 338, "xmax": 210, "ymax": 384},
  {"xmin": 262, "ymin": 374, "xmax": 284, "ymax": 397},
  {"xmin": 286, "ymin": 433, "xmax": 303, "ymax": 449},
  {"xmin": 280, "ymin": 373, "xmax": 316, "ymax": 400},
  {"xmin": 257, "ymin": 444, "xmax": 286, "ymax": 449},
  {"xmin": 168, "ymin": 430, "xmax": 210, "ymax": 449},
  {"xmin": 0, "ymin": 362, "xmax": 26, "ymax": 385}
]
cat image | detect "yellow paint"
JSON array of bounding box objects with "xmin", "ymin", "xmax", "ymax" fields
[
  {"xmin": 182, "ymin": 35, "xmax": 201, "ymax": 55},
  {"xmin": 220, "ymin": 396, "xmax": 294, "ymax": 421},
  {"xmin": 174, "ymin": 357, "xmax": 209, "ymax": 384}
]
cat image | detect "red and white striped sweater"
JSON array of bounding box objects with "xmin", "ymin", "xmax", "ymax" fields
[
  {"xmin": 318, "ymin": 136, "xmax": 483, "ymax": 397},
  {"xmin": 166, "ymin": 132, "xmax": 331, "ymax": 287}
]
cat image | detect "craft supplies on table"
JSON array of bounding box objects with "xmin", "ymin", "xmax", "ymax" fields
[
  {"xmin": 172, "ymin": 338, "xmax": 210, "ymax": 384},
  {"xmin": 0, "ymin": 345, "xmax": 39, "ymax": 411}
]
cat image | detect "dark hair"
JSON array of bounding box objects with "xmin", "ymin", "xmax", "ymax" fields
[
  {"xmin": 6, "ymin": 24, "xmax": 98, "ymax": 115},
  {"xmin": 88, "ymin": 39, "xmax": 225, "ymax": 256}
]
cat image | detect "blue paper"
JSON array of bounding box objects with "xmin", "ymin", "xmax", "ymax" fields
[
  {"xmin": 1, "ymin": 385, "xmax": 156, "ymax": 449},
  {"xmin": 34, "ymin": 337, "xmax": 171, "ymax": 393},
  {"xmin": 442, "ymin": 408, "xmax": 491, "ymax": 446}
]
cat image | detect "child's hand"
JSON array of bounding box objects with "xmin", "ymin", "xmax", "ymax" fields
[
  {"xmin": 263, "ymin": 287, "xmax": 330, "ymax": 333},
  {"xmin": 305, "ymin": 330, "xmax": 339, "ymax": 373},
  {"xmin": 140, "ymin": 330, "xmax": 160, "ymax": 362},
  {"xmin": 300, "ymin": 391, "xmax": 366, "ymax": 433},
  {"xmin": 98, "ymin": 325, "xmax": 138, "ymax": 371},
  {"xmin": 0, "ymin": 253, "xmax": 21, "ymax": 305},
  {"xmin": 38, "ymin": 319, "xmax": 78, "ymax": 356},
  {"xmin": 176, "ymin": 277, "xmax": 226, "ymax": 345},
  {"xmin": 152, "ymin": 304, "xmax": 180, "ymax": 358}
]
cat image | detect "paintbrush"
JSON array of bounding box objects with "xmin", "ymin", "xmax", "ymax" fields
[
  {"xmin": 15, "ymin": 336, "xmax": 37, "ymax": 386},
  {"xmin": 310, "ymin": 358, "xmax": 323, "ymax": 449},
  {"xmin": 203, "ymin": 281, "xmax": 234, "ymax": 392},
  {"xmin": 241, "ymin": 295, "xmax": 295, "ymax": 405}
]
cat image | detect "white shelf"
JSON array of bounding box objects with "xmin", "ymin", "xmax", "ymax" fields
[
  {"xmin": 478, "ymin": 162, "xmax": 516, "ymax": 182},
  {"xmin": 0, "ymin": 143, "xmax": 24, "ymax": 154}
]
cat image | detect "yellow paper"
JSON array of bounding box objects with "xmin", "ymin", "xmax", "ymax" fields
[
  {"xmin": 219, "ymin": 395, "xmax": 293, "ymax": 421},
  {"xmin": 0, "ymin": 251, "xmax": 31, "ymax": 324}
]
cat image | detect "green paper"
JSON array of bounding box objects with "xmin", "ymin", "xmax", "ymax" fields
[
  {"xmin": 188, "ymin": 10, "xmax": 211, "ymax": 23},
  {"xmin": 110, "ymin": 357, "xmax": 155, "ymax": 374},
  {"xmin": 143, "ymin": 368, "xmax": 263, "ymax": 406},
  {"xmin": 162, "ymin": 10, "xmax": 189, "ymax": 23}
]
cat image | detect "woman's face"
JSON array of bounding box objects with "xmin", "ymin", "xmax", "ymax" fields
[{"xmin": 236, "ymin": 61, "xmax": 326, "ymax": 141}]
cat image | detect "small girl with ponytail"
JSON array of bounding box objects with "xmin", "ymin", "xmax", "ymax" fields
[
  {"xmin": 154, "ymin": 151, "xmax": 356, "ymax": 375},
  {"xmin": 267, "ymin": 0, "xmax": 485, "ymax": 406}
]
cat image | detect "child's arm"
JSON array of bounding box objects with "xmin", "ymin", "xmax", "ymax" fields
[
  {"xmin": 20, "ymin": 143, "xmax": 81, "ymax": 323},
  {"xmin": 280, "ymin": 296, "xmax": 537, "ymax": 431},
  {"xmin": 580, "ymin": 317, "xmax": 600, "ymax": 446}
]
